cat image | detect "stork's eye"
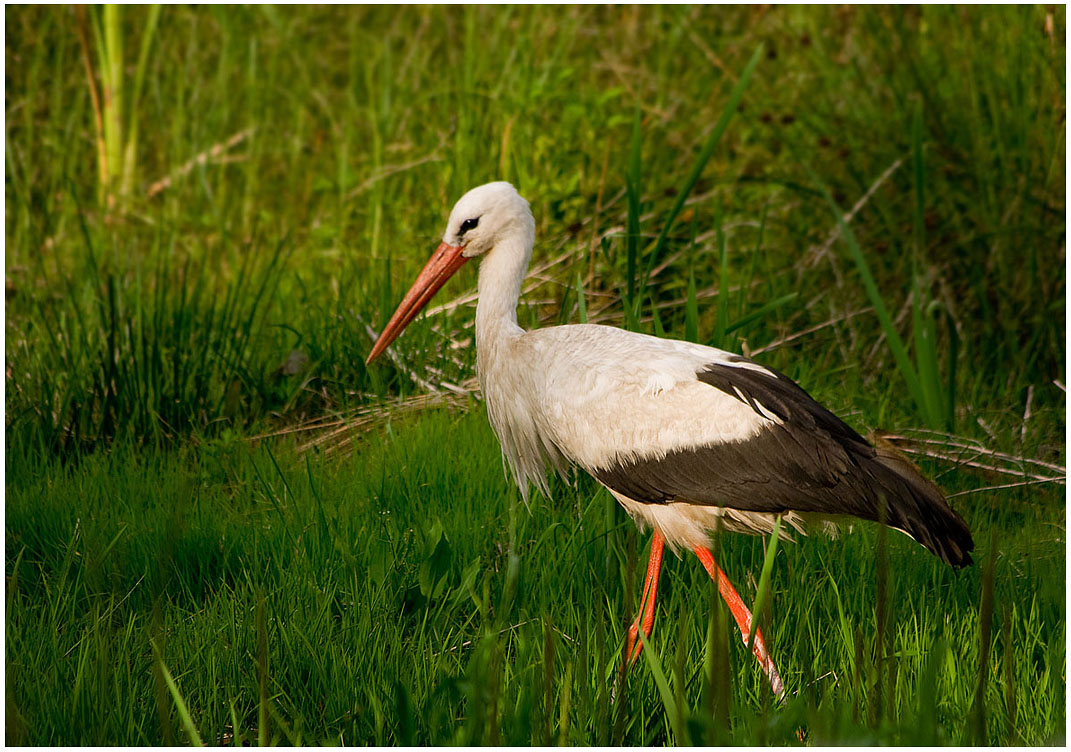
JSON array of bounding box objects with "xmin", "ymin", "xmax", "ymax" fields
[{"xmin": 459, "ymin": 217, "xmax": 479, "ymax": 235}]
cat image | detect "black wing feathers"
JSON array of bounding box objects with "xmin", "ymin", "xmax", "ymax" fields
[{"xmin": 592, "ymin": 357, "xmax": 974, "ymax": 567}]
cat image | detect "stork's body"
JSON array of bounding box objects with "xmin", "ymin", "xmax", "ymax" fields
[{"xmin": 367, "ymin": 182, "xmax": 974, "ymax": 696}]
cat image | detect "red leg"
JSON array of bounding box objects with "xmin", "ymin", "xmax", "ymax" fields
[
  {"xmin": 695, "ymin": 546, "xmax": 785, "ymax": 699},
  {"xmin": 624, "ymin": 530, "xmax": 665, "ymax": 665}
]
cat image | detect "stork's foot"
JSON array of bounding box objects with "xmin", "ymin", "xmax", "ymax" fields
[{"xmin": 694, "ymin": 546, "xmax": 786, "ymax": 700}]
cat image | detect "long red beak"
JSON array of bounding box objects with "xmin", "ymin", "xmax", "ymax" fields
[{"xmin": 366, "ymin": 242, "xmax": 469, "ymax": 364}]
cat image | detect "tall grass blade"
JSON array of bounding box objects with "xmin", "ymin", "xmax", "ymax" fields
[
  {"xmin": 1002, "ymin": 604, "xmax": 1018, "ymax": 744},
  {"xmin": 121, "ymin": 4, "xmax": 161, "ymax": 196},
  {"xmin": 702, "ymin": 517, "xmax": 730, "ymax": 743},
  {"xmin": 852, "ymin": 624, "xmax": 864, "ymax": 726},
  {"xmin": 394, "ymin": 681, "xmax": 414, "ymax": 745},
  {"xmin": 228, "ymin": 701, "xmax": 245, "ymax": 747},
  {"xmin": 257, "ymin": 592, "xmax": 269, "ymax": 747},
  {"xmin": 6, "ymin": 548, "xmax": 23, "ymax": 617},
  {"xmin": 673, "ymin": 605, "xmax": 688, "ymax": 744},
  {"xmin": 912, "ymin": 99, "xmax": 926, "ymax": 269},
  {"xmin": 972, "ymin": 529, "xmax": 998, "ymax": 744},
  {"xmin": 624, "ymin": 108, "xmax": 643, "ymax": 330},
  {"xmin": 487, "ymin": 640, "xmax": 502, "ymax": 745},
  {"xmin": 153, "ymin": 644, "xmax": 205, "ymax": 747},
  {"xmin": 637, "ymin": 628, "xmax": 692, "ymax": 743},
  {"xmin": 724, "ymin": 293, "xmax": 798, "ymax": 335},
  {"xmin": 378, "ymin": 251, "xmax": 392, "ymax": 330},
  {"xmin": 711, "ymin": 586, "xmax": 731, "ymax": 739},
  {"xmin": 684, "ymin": 270, "xmax": 698, "ymax": 343},
  {"xmin": 641, "ymin": 45, "xmax": 762, "ymax": 290},
  {"xmin": 917, "ymin": 636, "xmax": 946, "ymax": 744},
  {"xmin": 74, "ymin": 7, "xmax": 107, "ymax": 202},
  {"xmin": 943, "ymin": 304, "xmax": 958, "ymax": 431},
  {"xmin": 910, "ymin": 99, "xmax": 945, "ymax": 428},
  {"xmin": 872, "ymin": 497, "xmax": 888, "ymax": 728},
  {"xmin": 558, "ymin": 277, "xmax": 573, "ymax": 326},
  {"xmin": 912, "ymin": 287, "xmax": 942, "ymax": 426},
  {"xmin": 746, "ymin": 515, "xmax": 781, "ymax": 653},
  {"xmin": 649, "ymin": 294, "xmax": 666, "ymax": 337},
  {"xmin": 557, "ymin": 659, "xmax": 573, "ymax": 745},
  {"xmin": 305, "ymin": 454, "xmax": 331, "ymax": 554},
  {"xmin": 574, "ymin": 272, "xmax": 588, "ymax": 324},
  {"xmin": 805, "ymin": 162, "xmax": 929, "ymax": 422},
  {"xmin": 595, "ymin": 614, "xmax": 609, "ymax": 745},
  {"xmin": 712, "ymin": 205, "xmax": 730, "ymax": 348},
  {"xmin": 542, "ymin": 614, "xmax": 555, "ymax": 745},
  {"xmin": 101, "ymin": 5, "xmax": 123, "ymax": 203}
]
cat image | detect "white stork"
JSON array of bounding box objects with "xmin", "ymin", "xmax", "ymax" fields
[{"xmin": 366, "ymin": 182, "xmax": 974, "ymax": 697}]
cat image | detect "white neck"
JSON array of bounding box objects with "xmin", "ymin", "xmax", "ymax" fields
[{"xmin": 475, "ymin": 233, "xmax": 531, "ymax": 368}]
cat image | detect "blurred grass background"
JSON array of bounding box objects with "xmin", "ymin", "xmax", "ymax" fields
[{"xmin": 5, "ymin": 5, "xmax": 1065, "ymax": 745}]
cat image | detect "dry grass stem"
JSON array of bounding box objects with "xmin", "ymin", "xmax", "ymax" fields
[
  {"xmin": 146, "ymin": 129, "xmax": 254, "ymax": 198},
  {"xmin": 946, "ymin": 478, "xmax": 1063, "ymax": 498},
  {"xmin": 357, "ymin": 315, "xmax": 443, "ymax": 394},
  {"xmin": 74, "ymin": 6, "xmax": 108, "ymax": 196},
  {"xmin": 804, "ymin": 156, "xmax": 907, "ymax": 285},
  {"xmin": 345, "ymin": 134, "xmax": 448, "ymax": 201},
  {"xmin": 878, "ymin": 431, "xmax": 1066, "ymax": 485},
  {"xmin": 750, "ymin": 307, "xmax": 875, "ymax": 356},
  {"xmin": 256, "ymin": 380, "xmax": 479, "ymax": 456}
]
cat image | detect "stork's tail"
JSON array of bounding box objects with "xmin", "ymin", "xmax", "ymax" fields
[{"xmin": 868, "ymin": 443, "xmax": 974, "ymax": 568}]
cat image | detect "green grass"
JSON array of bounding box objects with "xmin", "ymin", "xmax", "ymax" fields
[
  {"xmin": 5, "ymin": 411, "xmax": 1064, "ymax": 744},
  {"xmin": 5, "ymin": 4, "xmax": 1066, "ymax": 745}
]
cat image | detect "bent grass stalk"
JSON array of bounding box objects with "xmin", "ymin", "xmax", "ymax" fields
[{"xmin": 805, "ymin": 155, "xmax": 954, "ymax": 432}]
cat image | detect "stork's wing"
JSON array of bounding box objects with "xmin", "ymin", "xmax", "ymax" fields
[
  {"xmin": 588, "ymin": 355, "xmax": 974, "ymax": 567},
  {"xmin": 592, "ymin": 355, "xmax": 871, "ymax": 511}
]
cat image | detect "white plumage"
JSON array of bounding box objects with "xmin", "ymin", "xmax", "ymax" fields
[{"xmin": 481, "ymin": 323, "xmax": 798, "ymax": 547}]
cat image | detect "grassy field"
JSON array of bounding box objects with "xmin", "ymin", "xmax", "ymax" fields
[{"xmin": 5, "ymin": 5, "xmax": 1066, "ymax": 745}]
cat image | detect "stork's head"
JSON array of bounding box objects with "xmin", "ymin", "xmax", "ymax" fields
[
  {"xmin": 366, "ymin": 181, "xmax": 533, "ymax": 364},
  {"xmin": 444, "ymin": 181, "xmax": 535, "ymax": 259}
]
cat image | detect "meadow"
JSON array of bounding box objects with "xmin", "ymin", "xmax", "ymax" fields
[{"xmin": 5, "ymin": 5, "xmax": 1066, "ymax": 745}]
